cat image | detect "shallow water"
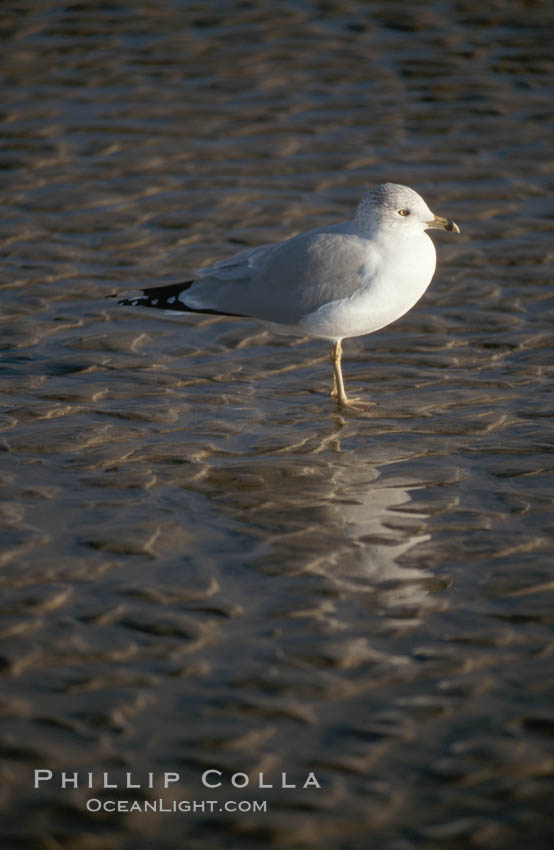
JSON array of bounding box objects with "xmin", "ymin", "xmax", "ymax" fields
[{"xmin": 1, "ymin": 1, "xmax": 554, "ymax": 848}]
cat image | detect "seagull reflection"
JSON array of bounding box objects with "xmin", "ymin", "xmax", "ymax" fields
[{"xmin": 302, "ymin": 454, "xmax": 438, "ymax": 617}]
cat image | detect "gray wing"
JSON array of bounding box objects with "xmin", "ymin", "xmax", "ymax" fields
[{"xmin": 182, "ymin": 222, "xmax": 378, "ymax": 325}]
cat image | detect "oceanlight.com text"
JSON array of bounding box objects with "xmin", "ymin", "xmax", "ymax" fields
[{"xmin": 85, "ymin": 798, "xmax": 268, "ymax": 814}]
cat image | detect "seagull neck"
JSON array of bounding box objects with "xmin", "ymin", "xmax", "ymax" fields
[
  {"xmin": 355, "ymin": 220, "xmax": 425, "ymax": 252},
  {"xmin": 354, "ymin": 215, "xmax": 379, "ymax": 238},
  {"xmin": 354, "ymin": 218, "xmax": 403, "ymax": 245}
]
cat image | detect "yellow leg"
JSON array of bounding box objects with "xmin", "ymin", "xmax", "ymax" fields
[
  {"xmin": 330, "ymin": 340, "xmax": 348, "ymax": 405},
  {"xmin": 330, "ymin": 340, "xmax": 369, "ymax": 409}
]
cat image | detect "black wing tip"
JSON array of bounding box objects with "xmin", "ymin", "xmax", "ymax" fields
[
  {"xmin": 115, "ymin": 280, "xmax": 195, "ymax": 311},
  {"xmin": 115, "ymin": 280, "xmax": 248, "ymax": 318},
  {"xmin": 118, "ymin": 294, "xmax": 147, "ymax": 307}
]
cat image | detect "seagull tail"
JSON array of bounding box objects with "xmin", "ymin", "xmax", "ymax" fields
[{"xmin": 114, "ymin": 281, "xmax": 246, "ymax": 317}]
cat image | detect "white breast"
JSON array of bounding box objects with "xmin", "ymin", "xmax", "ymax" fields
[{"xmin": 298, "ymin": 232, "xmax": 437, "ymax": 341}]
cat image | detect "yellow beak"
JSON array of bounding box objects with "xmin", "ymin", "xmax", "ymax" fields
[{"xmin": 426, "ymin": 214, "xmax": 460, "ymax": 234}]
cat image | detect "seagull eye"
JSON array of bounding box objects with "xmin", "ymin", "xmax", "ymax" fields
[{"xmin": 398, "ymin": 209, "xmax": 410, "ymax": 216}]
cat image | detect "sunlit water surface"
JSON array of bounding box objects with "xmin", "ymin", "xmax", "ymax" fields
[{"xmin": 1, "ymin": 2, "xmax": 553, "ymax": 848}]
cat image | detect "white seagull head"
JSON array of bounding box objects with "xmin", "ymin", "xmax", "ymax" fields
[{"xmin": 355, "ymin": 183, "xmax": 460, "ymax": 238}]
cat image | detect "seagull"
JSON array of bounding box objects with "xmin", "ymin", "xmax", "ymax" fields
[{"xmin": 119, "ymin": 183, "xmax": 460, "ymax": 407}]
